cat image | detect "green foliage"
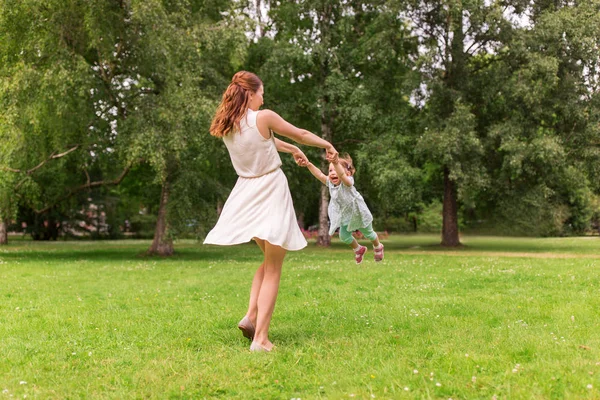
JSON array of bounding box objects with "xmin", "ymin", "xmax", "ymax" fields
[{"xmin": 3, "ymin": 0, "xmax": 600, "ymax": 240}]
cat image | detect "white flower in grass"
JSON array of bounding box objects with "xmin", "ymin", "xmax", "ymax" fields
[
  {"xmin": 472, "ymin": 376, "xmax": 477, "ymax": 383},
  {"xmin": 436, "ymin": 382, "xmax": 442, "ymax": 387},
  {"xmin": 404, "ymin": 387, "xmax": 409, "ymax": 391},
  {"xmin": 587, "ymin": 384, "xmax": 593, "ymax": 389},
  {"xmin": 413, "ymin": 369, "xmax": 419, "ymax": 374},
  {"xmin": 19, "ymin": 381, "xmax": 26, "ymax": 385}
]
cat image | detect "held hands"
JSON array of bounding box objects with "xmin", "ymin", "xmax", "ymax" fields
[
  {"xmin": 294, "ymin": 144, "xmax": 337, "ymax": 168},
  {"xmin": 292, "ymin": 148, "xmax": 309, "ymax": 166},
  {"xmin": 326, "ymin": 145, "xmax": 338, "ymax": 164},
  {"xmin": 297, "ymin": 158, "xmax": 309, "ymax": 167}
]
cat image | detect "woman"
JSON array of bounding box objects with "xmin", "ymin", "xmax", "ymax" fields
[{"xmin": 204, "ymin": 71, "xmax": 337, "ymax": 352}]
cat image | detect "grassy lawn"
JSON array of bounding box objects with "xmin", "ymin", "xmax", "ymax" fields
[{"xmin": 1, "ymin": 235, "xmax": 599, "ymax": 399}]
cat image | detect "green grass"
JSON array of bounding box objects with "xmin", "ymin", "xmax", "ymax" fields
[{"xmin": 1, "ymin": 235, "xmax": 599, "ymax": 399}]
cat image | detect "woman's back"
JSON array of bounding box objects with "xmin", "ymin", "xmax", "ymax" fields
[{"xmin": 223, "ymin": 109, "xmax": 282, "ymax": 178}]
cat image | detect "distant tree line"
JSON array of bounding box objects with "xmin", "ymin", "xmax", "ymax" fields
[{"xmin": 1, "ymin": 0, "xmax": 599, "ymax": 253}]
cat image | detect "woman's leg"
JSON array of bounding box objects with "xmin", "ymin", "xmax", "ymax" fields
[
  {"xmin": 253, "ymin": 241, "xmax": 287, "ymax": 350},
  {"xmin": 246, "ymin": 238, "xmax": 266, "ymax": 326}
]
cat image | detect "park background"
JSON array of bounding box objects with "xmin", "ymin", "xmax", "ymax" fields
[
  {"xmin": 1, "ymin": 0, "xmax": 600, "ymax": 251},
  {"xmin": 1, "ymin": 0, "xmax": 600, "ymax": 398}
]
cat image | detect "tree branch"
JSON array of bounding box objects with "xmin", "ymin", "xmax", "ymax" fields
[
  {"xmin": 2, "ymin": 145, "xmax": 80, "ymax": 175},
  {"xmin": 32, "ymin": 161, "xmax": 137, "ymax": 214}
]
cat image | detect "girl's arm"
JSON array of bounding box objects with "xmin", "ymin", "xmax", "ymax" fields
[
  {"xmin": 333, "ymin": 161, "xmax": 353, "ymax": 187},
  {"xmin": 298, "ymin": 159, "xmax": 328, "ymax": 185},
  {"xmin": 274, "ymin": 138, "xmax": 308, "ymax": 165},
  {"xmin": 257, "ymin": 110, "xmax": 337, "ymax": 162}
]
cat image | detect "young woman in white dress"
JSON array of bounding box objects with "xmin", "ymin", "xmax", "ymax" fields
[{"xmin": 204, "ymin": 71, "xmax": 337, "ymax": 352}]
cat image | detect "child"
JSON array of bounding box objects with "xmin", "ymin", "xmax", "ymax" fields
[{"xmin": 299, "ymin": 153, "xmax": 384, "ymax": 264}]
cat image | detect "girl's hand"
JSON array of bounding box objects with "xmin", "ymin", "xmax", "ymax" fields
[
  {"xmin": 297, "ymin": 158, "xmax": 309, "ymax": 167},
  {"xmin": 325, "ymin": 145, "xmax": 338, "ymax": 163}
]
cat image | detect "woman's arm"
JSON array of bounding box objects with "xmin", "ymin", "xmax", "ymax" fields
[
  {"xmin": 274, "ymin": 138, "xmax": 308, "ymax": 165},
  {"xmin": 298, "ymin": 159, "xmax": 328, "ymax": 185},
  {"xmin": 257, "ymin": 110, "xmax": 337, "ymax": 161},
  {"xmin": 333, "ymin": 161, "xmax": 353, "ymax": 187}
]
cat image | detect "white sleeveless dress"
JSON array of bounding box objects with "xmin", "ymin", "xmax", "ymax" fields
[{"xmin": 203, "ymin": 109, "xmax": 307, "ymax": 251}]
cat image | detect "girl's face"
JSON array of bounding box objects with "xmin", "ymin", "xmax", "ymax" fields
[
  {"xmin": 328, "ymin": 163, "xmax": 350, "ymax": 185},
  {"xmin": 328, "ymin": 164, "xmax": 340, "ymax": 185},
  {"xmin": 249, "ymin": 85, "xmax": 264, "ymax": 111}
]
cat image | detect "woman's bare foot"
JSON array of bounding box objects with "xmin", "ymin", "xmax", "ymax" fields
[{"xmin": 249, "ymin": 340, "xmax": 274, "ymax": 352}]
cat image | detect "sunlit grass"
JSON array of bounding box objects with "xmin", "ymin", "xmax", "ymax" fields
[{"xmin": 1, "ymin": 235, "xmax": 599, "ymax": 398}]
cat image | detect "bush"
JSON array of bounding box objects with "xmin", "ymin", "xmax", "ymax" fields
[{"xmin": 416, "ymin": 201, "xmax": 443, "ymax": 233}]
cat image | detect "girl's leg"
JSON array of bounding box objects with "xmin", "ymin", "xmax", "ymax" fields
[
  {"xmin": 358, "ymin": 224, "xmax": 380, "ymax": 247},
  {"xmin": 340, "ymin": 225, "xmax": 367, "ymax": 264},
  {"xmin": 253, "ymin": 241, "xmax": 287, "ymax": 350},
  {"xmin": 358, "ymin": 224, "xmax": 384, "ymax": 261},
  {"xmin": 339, "ymin": 225, "xmax": 359, "ymax": 249}
]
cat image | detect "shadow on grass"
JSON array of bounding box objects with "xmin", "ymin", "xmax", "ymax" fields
[
  {"xmin": 0, "ymin": 242, "xmax": 266, "ymax": 263},
  {"xmin": 1, "ymin": 235, "xmax": 598, "ymax": 263}
]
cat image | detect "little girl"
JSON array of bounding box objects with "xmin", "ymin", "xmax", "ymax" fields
[{"xmin": 299, "ymin": 153, "xmax": 384, "ymax": 264}]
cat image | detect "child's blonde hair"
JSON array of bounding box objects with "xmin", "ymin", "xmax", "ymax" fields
[{"xmin": 339, "ymin": 153, "xmax": 356, "ymax": 176}]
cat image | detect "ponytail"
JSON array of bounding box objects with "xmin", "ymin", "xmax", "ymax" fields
[{"xmin": 210, "ymin": 71, "xmax": 263, "ymax": 137}]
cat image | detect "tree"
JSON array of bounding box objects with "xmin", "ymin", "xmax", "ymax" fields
[
  {"xmin": 253, "ymin": 0, "xmax": 393, "ymax": 245},
  {"xmin": 397, "ymin": 0, "xmax": 531, "ymax": 245},
  {"xmin": 0, "ymin": 0, "xmax": 246, "ymax": 253}
]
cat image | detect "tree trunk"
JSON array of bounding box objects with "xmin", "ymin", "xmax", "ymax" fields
[
  {"xmin": 148, "ymin": 179, "xmax": 174, "ymax": 256},
  {"xmin": 441, "ymin": 167, "xmax": 461, "ymax": 247},
  {"xmin": 297, "ymin": 211, "xmax": 305, "ymax": 230},
  {"xmin": 316, "ymin": 106, "xmax": 333, "ymax": 247},
  {"xmin": 438, "ymin": 3, "xmax": 465, "ymax": 248},
  {"xmin": 0, "ymin": 219, "xmax": 8, "ymax": 245},
  {"xmin": 316, "ymin": 181, "xmax": 330, "ymax": 246}
]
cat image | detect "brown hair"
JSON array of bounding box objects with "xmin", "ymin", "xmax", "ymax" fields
[
  {"xmin": 209, "ymin": 71, "xmax": 263, "ymax": 137},
  {"xmin": 339, "ymin": 153, "xmax": 356, "ymax": 175}
]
